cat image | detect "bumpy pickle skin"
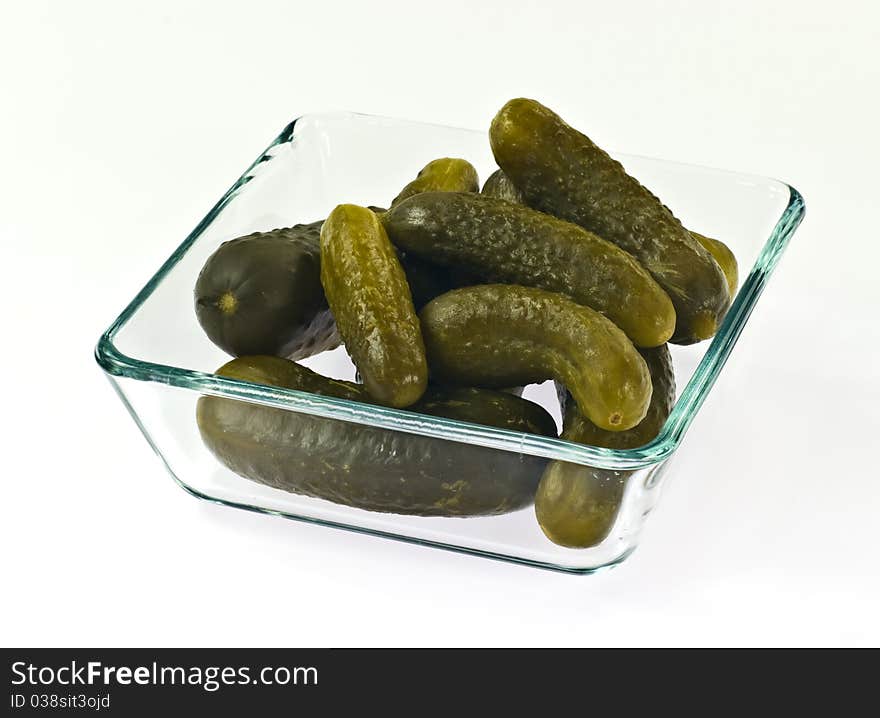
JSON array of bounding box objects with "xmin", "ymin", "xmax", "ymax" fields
[
  {"xmin": 481, "ymin": 168, "xmax": 525, "ymax": 203},
  {"xmin": 491, "ymin": 166, "xmax": 740, "ymax": 300},
  {"xmin": 489, "ymin": 98, "xmax": 730, "ymax": 344},
  {"xmin": 692, "ymin": 232, "xmax": 739, "ymax": 297},
  {"xmin": 392, "ymin": 157, "xmax": 479, "ymax": 206},
  {"xmin": 535, "ymin": 345, "xmax": 676, "ymax": 548},
  {"xmin": 385, "ymin": 192, "xmax": 675, "ymax": 348},
  {"xmin": 389, "ymin": 158, "xmax": 482, "ymax": 305},
  {"xmin": 197, "ymin": 356, "xmax": 556, "ymax": 517},
  {"xmin": 192, "ymin": 161, "xmax": 483, "ymax": 361},
  {"xmin": 320, "ymin": 205, "xmax": 427, "ymax": 408},
  {"xmin": 194, "ymin": 221, "xmax": 340, "ymax": 360},
  {"xmin": 419, "ymin": 284, "xmax": 652, "ymax": 432}
]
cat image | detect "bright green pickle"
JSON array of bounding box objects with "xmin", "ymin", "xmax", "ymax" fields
[
  {"xmin": 419, "ymin": 284, "xmax": 652, "ymax": 432},
  {"xmin": 391, "ymin": 157, "xmax": 479, "ymax": 206},
  {"xmin": 320, "ymin": 204, "xmax": 428, "ymax": 408},
  {"xmin": 692, "ymin": 232, "xmax": 739, "ymax": 297}
]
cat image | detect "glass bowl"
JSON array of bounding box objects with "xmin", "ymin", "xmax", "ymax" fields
[{"xmin": 95, "ymin": 111, "xmax": 805, "ymax": 573}]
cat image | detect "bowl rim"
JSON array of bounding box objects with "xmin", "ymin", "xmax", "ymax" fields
[{"xmin": 94, "ymin": 111, "xmax": 806, "ymax": 471}]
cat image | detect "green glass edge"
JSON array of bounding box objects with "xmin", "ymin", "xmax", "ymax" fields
[
  {"xmin": 94, "ymin": 112, "xmax": 806, "ymax": 472},
  {"xmin": 179, "ymin": 477, "xmax": 635, "ymax": 575},
  {"xmin": 105, "ymin": 372, "xmax": 628, "ymax": 575}
]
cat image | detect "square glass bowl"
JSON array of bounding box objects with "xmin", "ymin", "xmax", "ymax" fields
[{"xmin": 95, "ymin": 112, "xmax": 805, "ymax": 573}]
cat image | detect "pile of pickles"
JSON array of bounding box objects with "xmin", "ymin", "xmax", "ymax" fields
[{"xmin": 194, "ymin": 99, "xmax": 738, "ymax": 548}]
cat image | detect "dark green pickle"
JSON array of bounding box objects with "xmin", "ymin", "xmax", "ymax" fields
[
  {"xmin": 385, "ymin": 192, "xmax": 675, "ymax": 348},
  {"xmin": 490, "ymin": 98, "xmax": 730, "ymax": 344},
  {"xmin": 535, "ymin": 345, "xmax": 676, "ymax": 548},
  {"xmin": 195, "ymin": 159, "xmax": 482, "ymax": 360},
  {"xmin": 197, "ymin": 356, "xmax": 556, "ymax": 517},
  {"xmin": 390, "ymin": 159, "xmax": 482, "ymax": 305},
  {"xmin": 419, "ymin": 285, "xmax": 652, "ymax": 432},
  {"xmin": 398, "ymin": 250, "xmax": 479, "ymax": 310},
  {"xmin": 194, "ymin": 221, "xmax": 339, "ymax": 360},
  {"xmin": 193, "ymin": 216, "xmax": 462, "ymax": 359},
  {"xmin": 392, "ymin": 158, "xmax": 479, "ymax": 206},
  {"xmin": 481, "ymin": 168, "xmax": 524, "ymax": 204},
  {"xmin": 494, "ymin": 166, "xmax": 740, "ymax": 299},
  {"xmin": 321, "ymin": 204, "xmax": 428, "ymax": 408},
  {"xmin": 398, "ymin": 251, "xmax": 454, "ymax": 310}
]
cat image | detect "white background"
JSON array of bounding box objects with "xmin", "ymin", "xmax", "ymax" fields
[{"xmin": 2, "ymin": 0, "xmax": 878, "ymax": 647}]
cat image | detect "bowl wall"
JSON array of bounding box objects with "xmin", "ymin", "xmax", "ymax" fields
[{"xmin": 97, "ymin": 112, "xmax": 804, "ymax": 572}]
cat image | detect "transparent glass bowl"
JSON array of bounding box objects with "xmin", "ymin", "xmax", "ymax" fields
[{"xmin": 95, "ymin": 112, "xmax": 805, "ymax": 573}]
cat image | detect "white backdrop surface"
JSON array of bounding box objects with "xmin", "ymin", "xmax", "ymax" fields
[{"xmin": 1, "ymin": 0, "xmax": 878, "ymax": 646}]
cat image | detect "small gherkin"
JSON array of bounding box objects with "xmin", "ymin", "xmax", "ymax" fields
[
  {"xmin": 490, "ymin": 98, "xmax": 731, "ymax": 344},
  {"xmin": 320, "ymin": 204, "xmax": 428, "ymax": 408},
  {"xmin": 391, "ymin": 157, "xmax": 479, "ymax": 206},
  {"xmin": 692, "ymin": 231, "xmax": 739, "ymax": 297},
  {"xmin": 488, "ymin": 166, "xmax": 740, "ymax": 300},
  {"xmin": 535, "ymin": 345, "xmax": 676, "ymax": 548},
  {"xmin": 194, "ymin": 220, "xmax": 339, "ymax": 360},
  {"xmin": 481, "ymin": 168, "xmax": 525, "ymax": 204},
  {"xmin": 418, "ymin": 284, "xmax": 653, "ymax": 432}
]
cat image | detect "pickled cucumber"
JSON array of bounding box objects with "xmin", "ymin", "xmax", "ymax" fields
[
  {"xmin": 385, "ymin": 192, "xmax": 675, "ymax": 348},
  {"xmin": 419, "ymin": 285, "xmax": 652, "ymax": 431},
  {"xmin": 481, "ymin": 168, "xmax": 524, "ymax": 203},
  {"xmin": 197, "ymin": 356, "xmax": 556, "ymax": 516},
  {"xmin": 692, "ymin": 232, "xmax": 739, "ymax": 297},
  {"xmin": 557, "ymin": 345, "xmax": 676, "ymax": 450},
  {"xmin": 488, "ymin": 166, "xmax": 740, "ymax": 299},
  {"xmin": 193, "ymin": 215, "xmax": 472, "ymax": 359},
  {"xmin": 320, "ymin": 204, "xmax": 427, "ymax": 408},
  {"xmin": 194, "ymin": 221, "xmax": 339, "ymax": 360},
  {"xmin": 195, "ymin": 158, "xmax": 481, "ymax": 361},
  {"xmin": 490, "ymin": 98, "xmax": 730, "ymax": 344},
  {"xmin": 535, "ymin": 345, "xmax": 676, "ymax": 548},
  {"xmin": 391, "ymin": 159, "xmax": 481, "ymax": 305},
  {"xmin": 392, "ymin": 157, "xmax": 479, "ymax": 206},
  {"xmin": 535, "ymin": 465, "xmax": 627, "ymax": 549}
]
